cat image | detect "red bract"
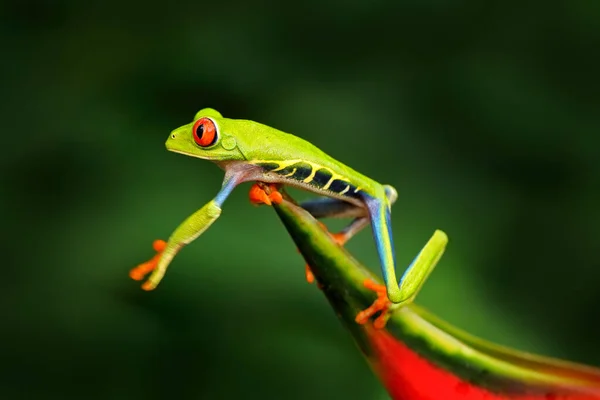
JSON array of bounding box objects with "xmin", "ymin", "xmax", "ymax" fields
[{"xmin": 366, "ymin": 325, "xmax": 600, "ymax": 400}]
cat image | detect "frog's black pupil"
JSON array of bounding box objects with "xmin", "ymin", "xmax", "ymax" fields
[{"xmin": 196, "ymin": 124, "xmax": 204, "ymax": 138}]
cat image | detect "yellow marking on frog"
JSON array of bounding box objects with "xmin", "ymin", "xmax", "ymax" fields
[
  {"xmin": 282, "ymin": 168, "xmax": 296, "ymax": 177},
  {"xmin": 322, "ymin": 176, "xmax": 335, "ymax": 190},
  {"xmin": 303, "ymin": 168, "xmax": 318, "ymax": 183},
  {"xmin": 251, "ymin": 159, "xmax": 349, "ymax": 190},
  {"xmin": 339, "ymin": 185, "xmax": 350, "ymax": 195}
]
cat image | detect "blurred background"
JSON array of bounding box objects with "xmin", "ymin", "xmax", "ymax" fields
[{"xmin": 2, "ymin": 0, "xmax": 599, "ymax": 398}]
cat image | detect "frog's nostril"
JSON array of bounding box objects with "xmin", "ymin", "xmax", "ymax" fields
[{"xmin": 171, "ymin": 134, "xmax": 176, "ymax": 139}]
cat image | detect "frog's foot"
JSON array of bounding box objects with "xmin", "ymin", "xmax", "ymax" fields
[
  {"xmin": 305, "ymin": 264, "xmax": 316, "ymax": 284},
  {"xmin": 355, "ymin": 279, "xmax": 392, "ymax": 329},
  {"xmin": 329, "ymin": 232, "xmax": 348, "ymax": 246},
  {"xmin": 303, "ymin": 223, "xmax": 348, "ymax": 284},
  {"xmin": 248, "ymin": 183, "xmax": 283, "ymax": 206},
  {"xmin": 129, "ymin": 240, "xmax": 166, "ymax": 287}
]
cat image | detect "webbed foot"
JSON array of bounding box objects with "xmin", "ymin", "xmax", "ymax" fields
[
  {"xmin": 248, "ymin": 183, "xmax": 283, "ymax": 206},
  {"xmin": 129, "ymin": 239, "xmax": 166, "ymax": 291},
  {"xmin": 355, "ymin": 279, "xmax": 392, "ymax": 329}
]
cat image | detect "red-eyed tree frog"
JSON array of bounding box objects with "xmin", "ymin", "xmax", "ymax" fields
[{"xmin": 131, "ymin": 108, "xmax": 446, "ymax": 319}]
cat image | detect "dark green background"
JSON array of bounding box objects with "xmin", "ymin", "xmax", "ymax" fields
[{"xmin": 2, "ymin": 1, "xmax": 599, "ymax": 399}]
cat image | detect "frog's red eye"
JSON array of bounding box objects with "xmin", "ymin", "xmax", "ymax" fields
[{"xmin": 192, "ymin": 118, "xmax": 217, "ymax": 147}]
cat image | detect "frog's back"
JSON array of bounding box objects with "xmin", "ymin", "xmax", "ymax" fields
[{"xmin": 229, "ymin": 118, "xmax": 383, "ymax": 200}]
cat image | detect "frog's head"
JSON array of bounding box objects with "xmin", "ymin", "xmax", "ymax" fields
[{"xmin": 166, "ymin": 108, "xmax": 245, "ymax": 162}]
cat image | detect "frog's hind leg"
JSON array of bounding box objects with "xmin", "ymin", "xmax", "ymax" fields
[
  {"xmin": 300, "ymin": 197, "xmax": 366, "ymax": 219},
  {"xmin": 364, "ymin": 193, "xmax": 447, "ymax": 305},
  {"xmin": 296, "ymin": 187, "xmax": 397, "ymax": 284},
  {"xmin": 356, "ymin": 230, "xmax": 447, "ymax": 328},
  {"xmin": 246, "ymin": 185, "xmax": 366, "ymax": 283}
]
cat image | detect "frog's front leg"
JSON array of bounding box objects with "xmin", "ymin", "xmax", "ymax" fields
[{"xmin": 130, "ymin": 176, "xmax": 240, "ymax": 290}]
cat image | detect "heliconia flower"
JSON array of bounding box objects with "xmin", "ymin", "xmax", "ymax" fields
[{"xmin": 273, "ymin": 199, "xmax": 600, "ymax": 400}]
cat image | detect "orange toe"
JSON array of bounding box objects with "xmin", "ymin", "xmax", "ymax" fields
[
  {"xmin": 363, "ymin": 279, "xmax": 387, "ymax": 293},
  {"xmin": 315, "ymin": 221, "xmax": 347, "ymax": 246},
  {"xmin": 355, "ymin": 279, "xmax": 391, "ymax": 329},
  {"xmin": 130, "ymin": 240, "xmax": 165, "ymax": 283},
  {"xmin": 129, "ymin": 260, "xmax": 155, "ymax": 281},
  {"xmin": 249, "ymin": 183, "xmax": 284, "ymax": 206},
  {"xmin": 268, "ymin": 190, "xmax": 283, "ymax": 205},
  {"xmin": 249, "ymin": 183, "xmax": 272, "ymax": 205},
  {"xmin": 305, "ymin": 264, "xmax": 315, "ymax": 284},
  {"xmin": 152, "ymin": 239, "xmax": 166, "ymax": 252},
  {"xmin": 330, "ymin": 232, "xmax": 347, "ymax": 246}
]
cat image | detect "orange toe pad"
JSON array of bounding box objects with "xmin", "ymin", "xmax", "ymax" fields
[
  {"xmin": 355, "ymin": 279, "xmax": 391, "ymax": 329},
  {"xmin": 249, "ymin": 183, "xmax": 282, "ymax": 206},
  {"xmin": 129, "ymin": 239, "xmax": 166, "ymax": 282},
  {"xmin": 304, "ymin": 264, "xmax": 315, "ymax": 284}
]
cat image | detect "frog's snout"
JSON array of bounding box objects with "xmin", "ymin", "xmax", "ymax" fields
[
  {"xmin": 165, "ymin": 130, "xmax": 177, "ymax": 149},
  {"xmin": 165, "ymin": 125, "xmax": 188, "ymax": 152}
]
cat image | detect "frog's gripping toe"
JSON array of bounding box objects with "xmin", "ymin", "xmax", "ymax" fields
[
  {"xmin": 248, "ymin": 183, "xmax": 283, "ymax": 206},
  {"xmin": 129, "ymin": 239, "xmax": 166, "ymax": 290},
  {"xmin": 304, "ymin": 264, "xmax": 315, "ymax": 283},
  {"xmin": 355, "ymin": 279, "xmax": 392, "ymax": 329}
]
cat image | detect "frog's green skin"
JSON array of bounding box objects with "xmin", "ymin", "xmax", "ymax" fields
[{"xmin": 139, "ymin": 108, "xmax": 439, "ymax": 305}]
